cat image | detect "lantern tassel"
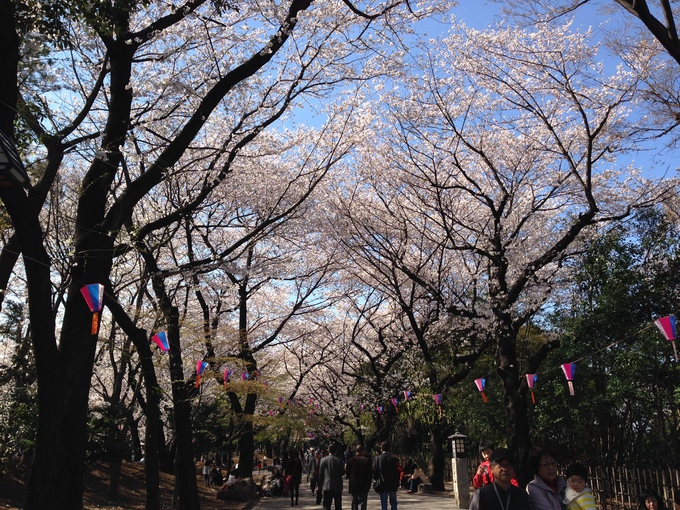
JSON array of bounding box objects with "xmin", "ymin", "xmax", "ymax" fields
[
  {"xmin": 567, "ymin": 381, "xmax": 574, "ymax": 396},
  {"xmin": 531, "ymin": 391, "xmax": 536, "ymax": 405},
  {"xmin": 481, "ymin": 391, "xmax": 488, "ymax": 403},
  {"xmin": 91, "ymin": 312, "xmax": 100, "ymax": 335},
  {"xmin": 195, "ymin": 375, "xmax": 202, "ymax": 388}
]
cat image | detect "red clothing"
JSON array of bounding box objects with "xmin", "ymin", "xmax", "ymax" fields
[
  {"xmin": 473, "ymin": 460, "xmax": 493, "ymax": 488},
  {"xmin": 472, "ymin": 460, "xmax": 520, "ymax": 489}
]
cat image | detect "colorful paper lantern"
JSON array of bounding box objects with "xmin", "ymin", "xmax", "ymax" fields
[
  {"xmin": 526, "ymin": 373, "xmax": 538, "ymax": 404},
  {"xmin": 561, "ymin": 363, "xmax": 576, "ymax": 396},
  {"xmin": 474, "ymin": 378, "xmax": 488, "ymax": 402},
  {"xmin": 150, "ymin": 332, "xmax": 169, "ymax": 352},
  {"xmin": 654, "ymin": 315, "xmax": 678, "ymax": 360},
  {"xmin": 80, "ymin": 284, "xmax": 104, "ymax": 335},
  {"xmin": 195, "ymin": 360, "xmax": 208, "ymax": 388}
]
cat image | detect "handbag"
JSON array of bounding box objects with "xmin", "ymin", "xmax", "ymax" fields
[{"xmin": 373, "ymin": 475, "xmax": 385, "ymax": 494}]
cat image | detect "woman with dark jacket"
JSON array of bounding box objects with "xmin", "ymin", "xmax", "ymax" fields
[{"xmin": 285, "ymin": 450, "xmax": 304, "ymax": 507}]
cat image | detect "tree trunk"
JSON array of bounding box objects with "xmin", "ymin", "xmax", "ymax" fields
[
  {"xmin": 166, "ymin": 308, "xmax": 201, "ymax": 510},
  {"xmin": 427, "ymin": 425, "xmax": 446, "ymax": 491},
  {"xmin": 139, "ymin": 347, "xmax": 162, "ymax": 510},
  {"xmin": 238, "ymin": 422, "xmax": 255, "ymax": 478},
  {"xmin": 26, "ymin": 282, "xmax": 104, "ymax": 509},
  {"xmin": 108, "ymin": 456, "xmax": 122, "ymax": 500},
  {"xmin": 497, "ymin": 327, "xmax": 533, "ymax": 486}
]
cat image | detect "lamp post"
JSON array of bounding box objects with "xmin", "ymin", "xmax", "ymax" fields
[
  {"xmin": 0, "ymin": 128, "xmax": 30, "ymax": 188},
  {"xmin": 449, "ymin": 432, "xmax": 470, "ymax": 509}
]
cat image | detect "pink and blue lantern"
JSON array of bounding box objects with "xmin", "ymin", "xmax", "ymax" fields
[
  {"xmin": 195, "ymin": 360, "xmax": 208, "ymax": 388},
  {"xmin": 80, "ymin": 284, "xmax": 104, "ymax": 335},
  {"xmin": 391, "ymin": 398, "xmax": 399, "ymax": 412},
  {"xmin": 433, "ymin": 393, "xmax": 443, "ymax": 416},
  {"xmin": 224, "ymin": 369, "xmax": 232, "ymax": 389},
  {"xmin": 654, "ymin": 315, "xmax": 678, "ymax": 360},
  {"xmin": 151, "ymin": 332, "xmax": 169, "ymax": 352},
  {"xmin": 474, "ymin": 378, "xmax": 488, "ymax": 402},
  {"xmin": 525, "ymin": 373, "xmax": 538, "ymax": 404},
  {"xmin": 561, "ymin": 363, "xmax": 576, "ymax": 396}
]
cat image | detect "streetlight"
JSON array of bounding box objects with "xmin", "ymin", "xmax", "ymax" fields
[
  {"xmin": 449, "ymin": 432, "xmax": 467, "ymax": 459},
  {"xmin": 0, "ymin": 128, "xmax": 30, "ymax": 188},
  {"xmin": 448, "ymin": 432, "xmax": 470, "ymax": 508}
]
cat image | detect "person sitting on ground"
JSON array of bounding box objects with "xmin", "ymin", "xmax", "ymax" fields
[
  {"xmin": 401, "ymin": 459, "xmax": 416, "ymax": 489},
  {"xmin": 210, "ymin": 465, "xmax": 224, "ymax": 486},
  {"xmin": 563, "ymin": 462, "xmax": 596, "ymax": 510},
  {"xmin": 407, "ymin": 464, "xmax": 428, "ymax": 494},
  {"xmin": 469, "ymin": 449, "xmax": 532, "ymax": 510}
]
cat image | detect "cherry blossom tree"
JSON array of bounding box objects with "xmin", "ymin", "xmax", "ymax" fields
[
  {"xmin": 0, "ymin": 1, "xmax": 446, "ymax": 508},
  {"xmin": 340, "ymin": 20, "xmax": 676, "ymax": 479},
  {"xmin": 498, "ymin": 0, "xmax": 680, "ymax": 146}
]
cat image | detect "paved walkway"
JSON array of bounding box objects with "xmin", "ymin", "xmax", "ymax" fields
[{"xmin": 253, "ymin": 480, "xmax": 460, "ymax": 510}]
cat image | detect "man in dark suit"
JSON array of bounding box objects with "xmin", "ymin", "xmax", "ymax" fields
[
  {"xmin": 345, "ymin": 445, "xmax": 372, "ymax": 510},
  {"xmin": 373, "ymin": 441, "xmax": 400, "ymax": 510},
  {"xmin": 469, "ymin": 449, "xmax": 533, "ymax": 510}
]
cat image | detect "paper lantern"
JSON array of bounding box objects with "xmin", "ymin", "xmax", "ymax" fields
[
  {"xmin": 654, "ymin": 315, "xmax": 678, "ymax": 360},
  {"xmin": 561, "ymin": 363, "xmax": 576, "ymax": 396},
  {"xmin": 195, "ymin": 360, "xmax": 208, "ymax": 388},
  {"xmin": 80, "ymin": 284, "xmax": 104, "ymax": 335},
  {"xmin": 150, "ymin": 332, "xmax": 169, "ymax": 352},
  {"xmin": 526, "ymin": 373, "xmax": 538, "ymax": 404},
  {"xmin": 474, "ymin": 378, "xmax": 488, "ymax": 402}
]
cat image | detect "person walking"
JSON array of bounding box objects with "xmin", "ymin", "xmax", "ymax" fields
[
  {"xmin": 345, "ymin": 445, "xmax": 372, "ymax": 510},
  {"xmin": 373, "ymin": 441, "xmax": 400, "ymax": 510},
  {"xmin": 285, "ymin": 449, "xmax": 304, "ymax": 506},
  {"xmin": 310, "ymin": 450, "xmax": 322, "ymax": 495},
  {"xmin": 319, "ymin": 443, "xmax": 344, "ymax": 510}
]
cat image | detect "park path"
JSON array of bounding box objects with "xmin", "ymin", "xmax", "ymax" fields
[{"xmin": 252, "ymin": 477, "xmax": 460, "ymax": 510}]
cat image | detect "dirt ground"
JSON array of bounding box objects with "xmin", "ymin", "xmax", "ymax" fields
[{"xmin": 0, "ymin": 461, "xmax": 260, "ymax": 510}]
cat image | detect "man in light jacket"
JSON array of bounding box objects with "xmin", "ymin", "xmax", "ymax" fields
[{"xmin": 319, "ymin": 443, "xmax": 344, "ymax": 510}]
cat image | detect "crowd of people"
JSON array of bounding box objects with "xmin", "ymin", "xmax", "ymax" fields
[
  {"xmin": 264, "ymin": 441, "xmax": 408, "ymax": 510},
  {"xmin": 204, "ymin": 441, "xmax": 680, "ymax": 510},
  {"xmin": 470, "ymin": 442, "xmax": 680, "ymax": 510}
]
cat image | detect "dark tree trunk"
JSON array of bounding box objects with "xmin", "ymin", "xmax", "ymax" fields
[
  {"xmin": 166, "ymin": 308, "xmax": 201, "ymax": 510},
  {"xmin": 427, "ymin": 425, "xmax": 447, "ymax": 491},
  {"xmin": 497, "ymin": 326, "xmax": 533, "ymax": 486},
  {"xmin": 238, "ymin": 423, "xmax": 255, "ymax": 477},
  {"xmin": 108, "ymin": 456, "xmax": 122, "ymax": 500},
  {"xmin": 130, "ymin": 419, "xmax": 143, "ymax": 462},
  {"xmin": 139, "ymin": 345, "xmax": 162, "ymax": 510}
]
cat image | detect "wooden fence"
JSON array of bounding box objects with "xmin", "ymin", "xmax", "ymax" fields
[{"xmin": 458, "ymin": 459, "xmax": 680, "ymax": 510}]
